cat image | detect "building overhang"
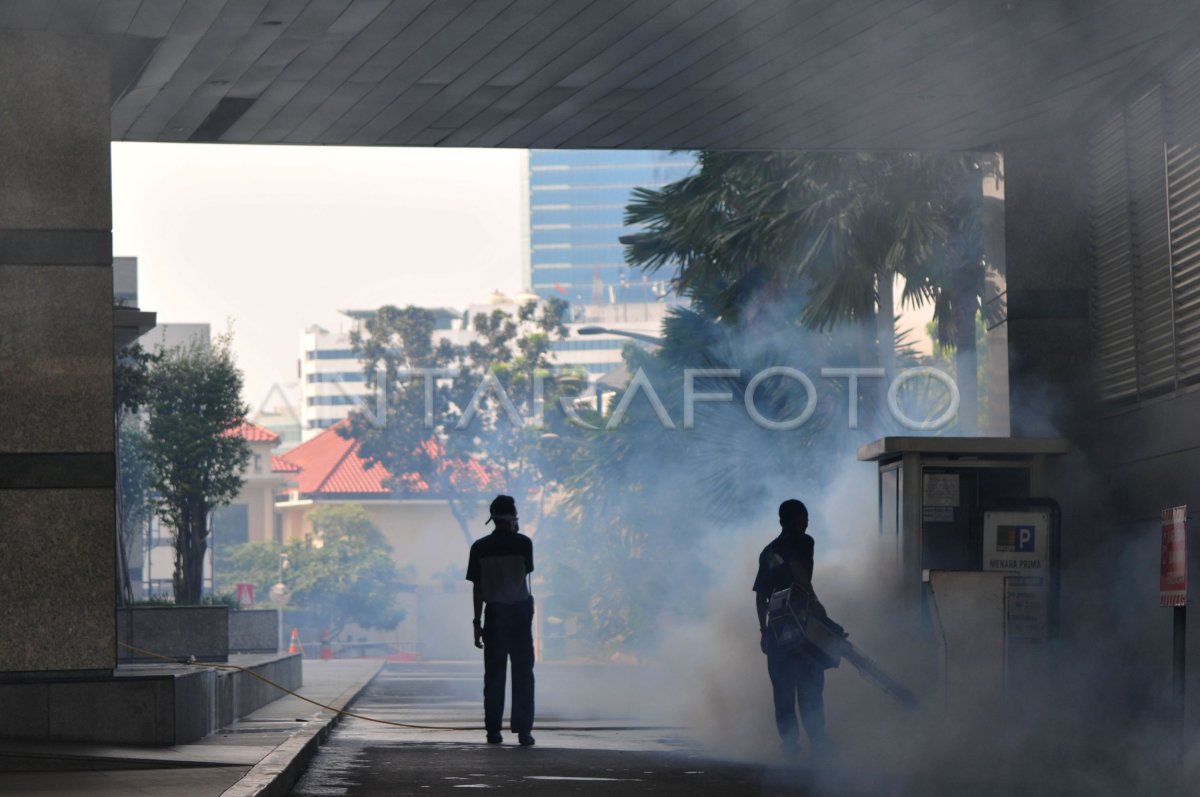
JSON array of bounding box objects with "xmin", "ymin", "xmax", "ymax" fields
[
  {"xmin": 3, "ymin": 2, "xmax": 1195, "ymax": 151},
  {"xmin": 857, "ymin": 436, "xmax": 1071, "ymax": 465},
  {"xmin": 113, "ymin": 307, "xmax": 156, "ymax": 350}
]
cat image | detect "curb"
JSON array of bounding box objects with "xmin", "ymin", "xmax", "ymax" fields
[{"xmin": 219, "ymin": 660, "xmax": 385, "ymax": 797}]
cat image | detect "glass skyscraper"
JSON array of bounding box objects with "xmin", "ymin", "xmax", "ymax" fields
[{"xmin": 528, "ymin": 149, "xmax": 697, "ymax": 306}]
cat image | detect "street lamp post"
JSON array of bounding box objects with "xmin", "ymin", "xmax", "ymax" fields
[
  {"xmin": 269, "ymin": 552, "xmax": 290, "ymax": 653},
  {"xmin": 575, "ymin": 325, "xmax": 664, "ymax": 345},
  {"xmin": 573, "ymin": 327, "xmax": 665, "ymax": 412}
]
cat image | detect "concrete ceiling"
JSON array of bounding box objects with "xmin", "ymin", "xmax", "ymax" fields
[{"xmin": 2, "ymin": 0, "xmax": 1197, "ymax": 151}]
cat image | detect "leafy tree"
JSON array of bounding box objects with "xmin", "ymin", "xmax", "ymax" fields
[
  {"xmin": 448, "ymin": 298, "xmax": 578, "ymax": 532},
  {"xmin": 214, "ymin": 539, "xmax": 284, "ymax": 601},
  {"xmin": 145, "ymin": 334, "xmax": 249, "ymax": 605},
  {"xmin": 345, "ymin": 299, "xmax": 577, "ymax": 546},
  {"xmin": 114, "ymin": 343, "xmax": 160, "ymax": 605},
  {"xmin": 217, "ymin": 505, "xmax": 409, "ymax": 638},
  {"xmin": 117, "ymin": 425, "xmax": 153, "ymax": 598},
  {"xmin": 344, "ymin": 305, "xmax": 474, "ymax": 542},
  {"xmin": 289, "ymin": 505, "xmax": 409, "ymax": 637}
]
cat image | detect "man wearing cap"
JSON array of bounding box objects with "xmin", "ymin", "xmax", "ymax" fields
[{"xmin": 466, "ymin": 494, "xmax": 536, "ymax": 746}]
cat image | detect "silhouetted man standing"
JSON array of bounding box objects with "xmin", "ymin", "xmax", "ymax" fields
[
  {"xmin": 466, "ymin": 494, "xmax": 535, "ymax": 746},
  {"xmin": 753, "ymin": 499, "xmax": 831, "ymax": 757}
]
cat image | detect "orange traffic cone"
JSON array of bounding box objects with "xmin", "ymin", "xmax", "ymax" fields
[{"xmin": 288, "ymin": 627, "xmax": 301, "ymax": 656}]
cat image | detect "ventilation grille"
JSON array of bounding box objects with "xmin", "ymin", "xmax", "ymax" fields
[{"xmin": 1088, "ymin": 52, "xmax": 1200, "ymax": 403}]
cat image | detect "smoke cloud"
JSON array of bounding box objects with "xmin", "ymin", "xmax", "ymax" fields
[{"xmin": 519, "ymin": 319, "xmax": 1197, "ymax": 796}]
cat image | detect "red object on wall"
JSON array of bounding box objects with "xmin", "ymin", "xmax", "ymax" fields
[{"xmin": 1161, "ymin": 506, "xmax": 1188, "ymax": 607}]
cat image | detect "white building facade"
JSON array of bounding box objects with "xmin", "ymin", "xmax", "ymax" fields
[
  {"xmin": 300, "ymin": 324, "xmax": 373, "ymax": 440},
  {"xmin": 298, "ymin": 298, "xmax": 671, "ymax": 436}
]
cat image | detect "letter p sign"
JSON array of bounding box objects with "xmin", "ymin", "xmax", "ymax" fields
[{"xmin": 1016, "ymin": 526, "xmax": 1036, "ymax": 553}]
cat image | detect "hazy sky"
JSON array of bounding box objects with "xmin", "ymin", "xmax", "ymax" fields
[{"xmin": 111, "ymin": 142, "xmax": 527, "ymax": 413}]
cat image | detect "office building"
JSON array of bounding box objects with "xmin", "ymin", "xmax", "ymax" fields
[
  {"xmin": 298, "ymin": 296, "xmax": 667, "ymax": 438},
  {"xmin": 465, "ymin": 291, "xmax": 667, "ymax": 382},
  {"xmin": 528, "ymin": 149, "xmax": 696, "ymax": 306},
  {"xmin": 300, "ymin": 324, "xmax": 372, "ymax": 440},
  {"xmin": 138, "ymin": 322, "xmax": 210, "ymax": 353},
  {"xmin": 113, "ymin": 256, "xmax": 138, "ymax": 305},
  {"xmin": 300, "ymin": 309, "xmax": 460, "ymax": 440}
]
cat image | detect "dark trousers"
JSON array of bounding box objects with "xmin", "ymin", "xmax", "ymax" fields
[
  {"xmin": 766, "ymin": 647, "xmax": 827, "ymax": 748},
  {"xmin": 483, "ymin": 599, "xmax": 535, "ymax": 734}
]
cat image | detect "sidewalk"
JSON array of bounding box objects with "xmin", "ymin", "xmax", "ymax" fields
[{"xmin": 0, "ymin": 658, "xmax": 383, "ymax": 797}]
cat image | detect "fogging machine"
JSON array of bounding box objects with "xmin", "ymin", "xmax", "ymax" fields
[{"xmin": 767, "ymin": 586, "xmax": 918, "ymax": 710}]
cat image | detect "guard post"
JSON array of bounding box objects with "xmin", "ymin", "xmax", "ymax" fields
[{"xmin": 857, "ymin": 436, "xmax": 1069, "ymax": 700}]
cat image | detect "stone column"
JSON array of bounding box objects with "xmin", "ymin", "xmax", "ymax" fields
[
  {"xmin": 1002, "ymin": 127, "xmax": 1094, "ymax": 440},
  {"xmin": 0, "ymin": 31, "xmax": 115, "ymax": 674}
]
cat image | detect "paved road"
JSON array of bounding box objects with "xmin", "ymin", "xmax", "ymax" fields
[
  {"xmin": 288, "ymin": 662, "xmax": 940, "ymax": 797},
  {"xmin": 289, "ymin": 661, "xmax": 1189, "ymax": 797}
]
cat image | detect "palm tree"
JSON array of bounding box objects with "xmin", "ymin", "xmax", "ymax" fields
[
  {"xmin": 898, "ymin": 154, "xmax": 1002, "ymax": 431},
  {"xmin": 623, "ymin": 150, "xmax": 1000, "ymax": 429}
]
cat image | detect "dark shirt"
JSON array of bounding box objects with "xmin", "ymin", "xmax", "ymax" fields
[
  {"xmin": 753, "ymin": 531, "xmax": 815, "ymax": 597},
  {"xmin": 466, "ymin": 530, "xmax": 534, "ymax": 605}
]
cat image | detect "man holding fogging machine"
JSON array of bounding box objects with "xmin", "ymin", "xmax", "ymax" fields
[{"xmin": 754, "ymin": 499, "xmax": 844, "ymax": 757}]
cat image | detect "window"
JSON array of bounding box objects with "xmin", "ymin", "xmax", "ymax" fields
[
  {"xmin": 305, "ymin": 349, "xmax": 357, "ymax": 360},
  {"xmin": 579, "ymin": 362, "xmax": 621, "ymax": 375},
  {"xmin": 212, "ymin": 504, "xmax": 249, "ymax": 547},
  {"xmin": 307, "ymin": 394, "xmax": 364, "ymax": 406},
  {"xmin": 552, "ymin": 339, "xmax": 626, "ymax": 352},
  {"xmin": 306, "ymin": 371, "xmax": 366, "ymax": 383}
]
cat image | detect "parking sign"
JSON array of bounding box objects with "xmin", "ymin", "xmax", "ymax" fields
[{"xmin": 983, "ymin": 512, "xmax": 1049, "ymax": 576}]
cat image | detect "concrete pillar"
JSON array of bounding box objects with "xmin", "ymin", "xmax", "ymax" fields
[
  {"xmin": 0, "ymin": 31, "xmax": 115, "ymax": 674},
  {"xmin": 1002, "ymin": 127, "xmax": 1094, "ymax": 440}
]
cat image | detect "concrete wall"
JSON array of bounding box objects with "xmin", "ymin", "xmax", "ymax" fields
[
  {"xmin": 277, "ymin": 498, "xmax": 488, "ymax": 653},
  {"xmin": 0, "ymin": 32, "xmax": 114, "ymax": 674},
  {"xmin": 215, "ymin": 653, "xmax": 303, "ymax": 730},
  {"xmin": 1099, "ymin": 384, "xmax": 1200, "ymax": 731},
  {"xmin": 1001, "ymin": 126, "xmax": 1116, "ymax": 645},
  {"xmin": 278, "ymin": 499, "xmax": 485, "ymax": 585},
  {"xmin": 240, "ymin": 477, "xmax": 284, "ymax": 546},
  {"xmin": 117, "ymin": 606, "xmax": 230, "ymax": 663},
  {"xmin": 0, "ymin": 653, "xmax": 302, "ymax": 745},
  {"xmin": 230, "ymin": 609, "xmax": 280, "ymax": 654},
  {"xmin": 1003, "ymin": 127, "xmax": 1095, "ymax": 442},
  {"xmin": 1002, "ymin": 104, "xmax": 1200, "ymax": 732}
]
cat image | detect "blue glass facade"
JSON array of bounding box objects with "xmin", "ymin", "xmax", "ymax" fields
[{"xmin": 529, "ymin": 150, "xmax": 696, "ymax": 306}]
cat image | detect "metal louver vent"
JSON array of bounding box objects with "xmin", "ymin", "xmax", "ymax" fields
[
  {"xmin": 1089, "ymin": 114, "xmax": 1137, "ymax": 402},
  {"xmin": 1167, "ymin": 53, "xmax": 1200, "ymax": 385},
  {"xmin": 1127, "ymin": 87, "xmax": 1175, "ymax": 397}
]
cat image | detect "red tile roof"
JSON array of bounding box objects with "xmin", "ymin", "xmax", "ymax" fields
[
  {"xmin": 271, "ymin": 455, "xmax": 301, "ymax": 473},
  {"xmin": 319, "ymin": 445, "xmax": 392, "ymax": 494},
  {"xmin": 276, "ymin": 421, "xmax": 497, "ymax": 497},
  {"xmin": 274, "ymin": 421, "xmax": 367, "ymax": 494},
  {"xmin": 228, "ymin": 420, "xmax": 280, "ymax": 443}
]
